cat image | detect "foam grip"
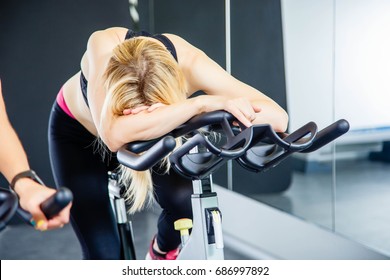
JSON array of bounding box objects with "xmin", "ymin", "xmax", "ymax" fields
[
  {"xmin": 301, "ymin": 119, "xmax": 350, "ymax": 153},
  {"xmin": 40, "ymin": 187, "xmax": 73, "ymax": 219}
]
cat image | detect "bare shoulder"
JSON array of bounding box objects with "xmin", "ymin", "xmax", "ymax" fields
[
  {"xmin": 89, "ymin": 27, "xmax": 128, "ymax": 44},
  {"xmin": 85, "ymin": 27, "xmax": 129, "ymax": 58},
  {"xmin": 82, "ymin": 27, "xmax": 129, "ymax": 80}
]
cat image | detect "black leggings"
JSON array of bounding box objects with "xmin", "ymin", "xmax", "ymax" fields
[{"xmin": 48, "ymin": 101, "xmax": 193, "ymax": 259}]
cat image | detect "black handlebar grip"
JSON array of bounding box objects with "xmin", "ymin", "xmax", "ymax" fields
[
  {"xmin": 301, "ymin": 119, "xmax": 350, "ymax": 153},
  {"xmin": 40, "ymin": 187, "xmax": 73, "ymax": 219},
  {"xmin": 15, "ymin": 187, "xmax": 73, "ymax": 224}
]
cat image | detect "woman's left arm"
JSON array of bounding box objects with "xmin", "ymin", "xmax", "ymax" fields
[{"xmin": 167, "ymin": 34, "xmax": 289, "ymax": 132}]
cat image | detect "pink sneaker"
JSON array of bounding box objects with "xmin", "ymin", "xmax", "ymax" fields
[{"xmin": 145, "ymin": 236, "xmax": 179, "ymax": 260}]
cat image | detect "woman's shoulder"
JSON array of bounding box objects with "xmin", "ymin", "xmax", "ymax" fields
[
  {"xmin": 86, "ymin": 27, "xmax": 129, "ymax": 53},
  {"xmin": 90, "ymin": 27, "xmax": 128, "ymax": 40}
]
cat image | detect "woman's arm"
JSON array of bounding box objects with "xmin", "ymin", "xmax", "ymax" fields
[
  {"xmin": 0, "ymin": 80, "xmax": 70, "ymax": 230},
  {"xmin": 168, "ymin": 34, "xmax": 289, "ymax": 132},
  {"xmin": 115, "ymin": 35, "xmax": 288, "ymax": 148}
]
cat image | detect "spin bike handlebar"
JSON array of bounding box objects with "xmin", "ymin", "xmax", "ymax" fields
[
  {"xmin": 117, "ymin": 111, "xmax": 350, "ymax": 179},
  {"xmin": 0, "ymin": 187, "xmax": 73, "ymax": 231}
]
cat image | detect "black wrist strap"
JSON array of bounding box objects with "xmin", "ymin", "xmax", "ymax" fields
[{"xmin": 10, "ymin": 170, "xmax": 44, "ymax": 190}]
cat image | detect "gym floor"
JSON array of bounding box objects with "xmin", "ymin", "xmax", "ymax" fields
[{"xmin": 0, "ymin": 205, "xmax": 248, "ymax": 260}]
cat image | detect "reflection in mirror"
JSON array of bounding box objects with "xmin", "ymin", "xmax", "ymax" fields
[
  {"xmin": 333, "ymin": 0, "xmax": 390, "ymax": 256},
  {"xmin": 279, "ymin": 0, "xmax": 336, "ymax": 229},
  {"xmin": 247, "ymin": 0, "xmax": 390, "ymax": 256}
]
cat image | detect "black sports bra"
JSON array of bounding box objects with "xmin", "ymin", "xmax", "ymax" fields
[{"xmin": 80, "ymin": 30, "xmax": 178, "ymax": 107}]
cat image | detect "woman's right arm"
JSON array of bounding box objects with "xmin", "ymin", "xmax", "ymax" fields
[{"xmin": 0, "ymin": 80, "xmax": 70, "ymax": 230}]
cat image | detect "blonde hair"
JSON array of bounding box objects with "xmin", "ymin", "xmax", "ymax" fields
[{"xmin": 101, "ymin": 38, "xmax": 187, "ymax": 213}]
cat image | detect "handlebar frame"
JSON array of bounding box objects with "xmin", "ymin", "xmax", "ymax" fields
[
  {"xmin": 0, "ymin": 187, "xmax": 73, "ymax": 230},
  {"xmin": 117, "ymin": 110, "xmax": 350, "ymax": 179}
]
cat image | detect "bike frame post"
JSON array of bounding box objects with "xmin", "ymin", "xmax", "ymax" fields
[
  {"xmin": 108, "ymin": 172, "xmax": 137, "ymax": 260},
  {"xmin": 177, "ymin": 147, "xmax": 224, "ymax": 260}
]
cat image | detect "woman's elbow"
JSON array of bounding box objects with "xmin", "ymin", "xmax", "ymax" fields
[
  {"xmin": 106, "ymin": 140, "xmax": 122, "ymax": 153},
  {"xmin": 98, "ymin": 129, "xmax": 123, "ymax": 153}
]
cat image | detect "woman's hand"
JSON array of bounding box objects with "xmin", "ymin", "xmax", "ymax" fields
[
  {"xmin": 196, "ymin": 95, "xmax": 262, "ymax": 127},
  {"xmin": 123, "ymin": 103, "xmax": 167, "ymax": 115},
  {"xmin": 15, "ymin": 178, "xmax": 71, "ymax": 231},
  {"xmin": 224, "ymin": 97, "xmax": 262, "ymax": 127}
]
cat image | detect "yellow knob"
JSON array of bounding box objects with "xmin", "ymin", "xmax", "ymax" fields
[{"xmin": 174, "ymin": 218, "xmax": 193, "ymax": 236}]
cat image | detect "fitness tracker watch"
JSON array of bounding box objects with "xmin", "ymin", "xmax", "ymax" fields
[{"xmin": 10, "ymin": 170, "xmax": 44, "ymax": 191}]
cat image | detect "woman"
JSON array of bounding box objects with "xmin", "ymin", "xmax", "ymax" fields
[
  {"xmin": 48, "ymin": 27, "xmax": 288, "ymax": 260},
  {"xmin": 0, "ymin": 80, "xmax": 70, "ymax": 231}
]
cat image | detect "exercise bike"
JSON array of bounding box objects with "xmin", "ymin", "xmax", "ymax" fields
[{"xmin": 109, "ymin": 111, "xmax": 349, "ymax": 260}]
